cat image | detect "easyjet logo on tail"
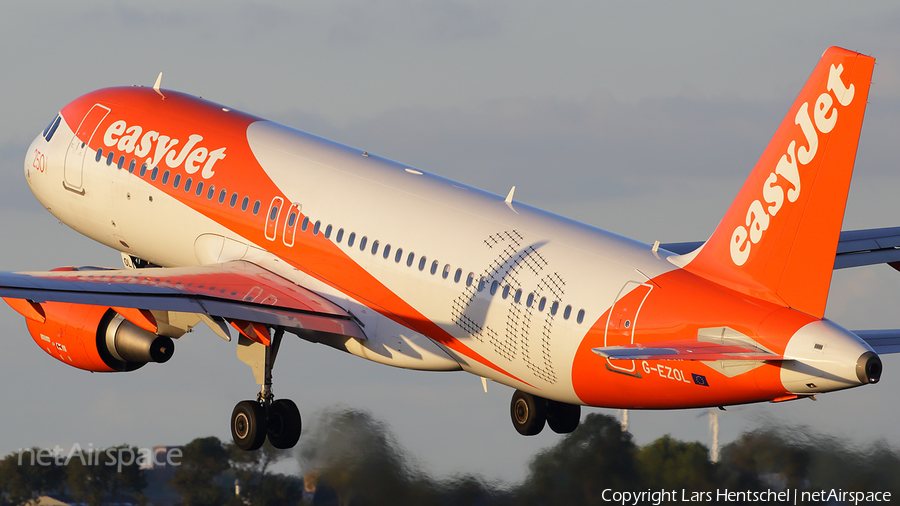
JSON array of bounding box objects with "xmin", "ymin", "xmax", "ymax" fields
[
  {"xmin": 729, "ymin": 64, "xmax": 855, "ymax": 266},
  {"xmin": 102, "ymin": 120, "xmax": 226, "ymax": 179}
]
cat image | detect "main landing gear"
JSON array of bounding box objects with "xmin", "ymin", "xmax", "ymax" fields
[
  {"xmin": 231, "ymin": 327, "xmax": 302, "ymax": 451},
  {"xmin": 510, "ymin": 389, "xmax": 581, "ymax": 436}
]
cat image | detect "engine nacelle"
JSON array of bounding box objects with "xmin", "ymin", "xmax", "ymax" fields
[{"xmin": 13, "ymin": 300, "xmax": 174, "ymax": 372}]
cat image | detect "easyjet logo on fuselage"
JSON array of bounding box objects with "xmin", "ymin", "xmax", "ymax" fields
[
  {"xmin": 102, "ymin": 120, "xmax": 226, "ymax": 179},
  {"xmin": 729, "ymin": 64, "xmax": 855, "ymax": 266}
]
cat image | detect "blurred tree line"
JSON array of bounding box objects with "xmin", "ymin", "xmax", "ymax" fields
[{"xmin": 1, "ymin": 410, "xmax": 899, "ymax": 505}]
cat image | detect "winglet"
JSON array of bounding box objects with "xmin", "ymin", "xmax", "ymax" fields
[{"xmin": 678, "ymin": 47, "xmax": 875, "ymax": 318}]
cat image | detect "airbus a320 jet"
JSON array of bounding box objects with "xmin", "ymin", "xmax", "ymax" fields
[{"xmin": 5, "ymin": 47, "xmax": 898, "ymax": 451}]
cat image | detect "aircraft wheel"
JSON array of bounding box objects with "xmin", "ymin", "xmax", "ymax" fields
[
  {"xmin": 232, "ymin": 400, "xmax": 267, "ymax": 451},
  {"xmin": 546, "ymin": 400, "xmax": 581, "ymax": 434},
  {"xmin": 267, "ymin": 398, "xmax": 302, "ymax": 449},
  {"xmin": 510, "ymin": 390, "xmax": 546, "ymax": 436}
]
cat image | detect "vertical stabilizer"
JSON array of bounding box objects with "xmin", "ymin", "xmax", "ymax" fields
[{"xmin": 680, "ymin": 47, "xmax": 874, "ymax": 318}]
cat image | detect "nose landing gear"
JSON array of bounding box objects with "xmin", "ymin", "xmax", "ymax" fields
[{"xmin": 231, "ymin": 327, "xmax": 302, "ymax": 451}]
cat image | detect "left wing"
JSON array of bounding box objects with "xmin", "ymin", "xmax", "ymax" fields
[
  {"xmin": 662, "ymin": 226, "xmax": 900, "ymax": 270},
  {"xmin": 0, "ymin": 260, "xmax": 366, "ymax": 342}
]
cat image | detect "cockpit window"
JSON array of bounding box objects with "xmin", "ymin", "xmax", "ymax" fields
[
  {"xmin": 42, "ymin": 116, "xmax": 55, "ymax": 138},
  {"xmin": 43, "ymin": 115, "xmax": 61, "ymax": 142}
]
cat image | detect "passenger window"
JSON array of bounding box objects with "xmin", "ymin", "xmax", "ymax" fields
[
  {"xmin": 563, "ymin": 305, "xmax": 572, "ymax": 320},
  {"xmin": 336, "ymin": 229, "xmax": 344, "ymax": 243},
  {"xmin": 348, "ymin": 232, "xmax": 356, "ymax": 247},
  {"xmin": 383, "ymin": 244, "xmax": 391, "ymax": 259},
  {"xmin": 128, "ymin": 159, "xmax": 136, "ymax": 173},
  {"xmin": 576, "ymin": 309, "xmax": 585, "ymax": 324},
  {"xmin": 218, "ymin": 189, "xmax": 226, "ymax": 203},
  {"xmin": 161, "ymin": 170, "xmax": 170, "ymax": 185},
  {"xmin": 117, "ymin": 155, "xmax": 125, "ymax": 169},
  {"xmin": 184, "ymin": 177, "xmax": 192, "ymax": 192},
  {"xmin": 502, "ymin": 285, "xmax": 510, "ymax": 299},
  {"xmin": 430, "ymin": 260, "xmax": 438, "ymax": 275},
  {"xmin": 288, "ymin": 212, "xmax": 297, "ymax": 227},
  {"xmin": 454, "ymin": 268, "xmax": 462, "ymax": 283},
  {"xmin": 325, "ymin": 224, "xmax": 333, "ymax": 239},
  {"xmin": 300, "ymin": 216, "xmax": 308, "ymax": 231},
  {"xmin": 550, "ymin": 301, "xmax": 559, "ymax": 315},
  {"xmin": 173, "ymin": 174, "xmax": 181, "ymax": 189},
  {"xmin": 418, "ymin": 256, "xmax": 427, "ymax": 271},
  {"xmin": 96, "ymin": 149, "xmax": 103, "ymax": 162},
  {"xmin": 151, "ymin": 167, "xmax": 158, "ymax": 181},
  {"xmin": 140, "ymin": 163, "xmax": 148, "ymax": 177},
  {"xmin": 313, "ymin": 221, "xmax": 321, "ymax": 235},
  {"xmin": 407, "ymin": 252, "xmax": 415, "ymax": 267},
  {"xmin": 477, "ymin": 277, "xmax": 486, "ymax": 291},
  {"xmin": 241, "ymin": 196, "xmax": 248, "ymax": 210},
  {"xmin": 538, "ymin": 297, "xmax": 547, "ymax": 311},
  {"xmin": 359, "ymin": 236, "xmax": 367, "ymax": 251},
  {"xmin": 526, "ymin": 293, "xmax": 534, "ymax": 307},
  {"xmin": 490, "ymin": 280, "xmax": 499, "ymax": 295},
  {"xmin": 514, "ymin": 289, "xmax": 522, "ymax": 303},
  {"xmin": 107, "ymin": 152, "xmax": 114, "ymax": 166},
  {"xmin": 252, "ymin": 200, "xmax": 261, "ymax": 214},
  {"xmin": 442, "ymin": 264, "xmax": 450, "ymax": 279},
  {"xmin": 196, "ymin": 181, "xmax": 204, "ymax": 196},
  {"xmin": 395, "ymin": 248, "xmax": 403, "ymax": 262},
  {"xmin": 231, "ymin": 193, "xmax": 239, "ymax": 207},
  {"xmin": 466, "ymin": 272, "xmax": 474, "ymax": 287},
  {"xmin": 371, "ymin": 240, "xmax": 379, "ymax": 255},
  {"xmin": 269, "ymin": 205, "xmax": 279, "ymax": 221},
  {"xmin": 207, "ymin": 185, "xmax": 215, "ymax": 200}
]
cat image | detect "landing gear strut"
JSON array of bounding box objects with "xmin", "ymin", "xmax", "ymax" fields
[
  {"xmin": 510, "ymin": 389, "xmax": 581, "ymax": 436},
  {"xmin": 231, "ymin": 327, "xmax": 302, "ymax": 451}
]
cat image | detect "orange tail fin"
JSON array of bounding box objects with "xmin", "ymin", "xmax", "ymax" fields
[{"xmin": 679, "ymin": 47, "xmax": 874, "ymax": 318}]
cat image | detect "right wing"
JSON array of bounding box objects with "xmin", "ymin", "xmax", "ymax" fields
[
  {"xmin": 854, "ymin": 330, "xmax": 900, "ymax": 355},
  {"xmin": 662, "ymin": 226, "xmax": 900, "ymax": 270}
]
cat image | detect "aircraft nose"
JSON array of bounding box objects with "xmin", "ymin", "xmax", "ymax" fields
[{"xmin": 857, "ymin": 351, "xmax": 882, "ymax": 384}]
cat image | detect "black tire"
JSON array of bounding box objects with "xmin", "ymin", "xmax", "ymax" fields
[
  {"xmin": 510, "ymin": 390, "xmax": 546, "ymax": 436},
  {"xmin": 546, "ymin": 400, "xmax": 581, "ymax": 434},
  {"xmin": 232, "ymin": 400, "xmax": 267, "ymax": 451},
  {"xmin": 267, "ymin": 398, "xmax": 302, "ymax": 449}
]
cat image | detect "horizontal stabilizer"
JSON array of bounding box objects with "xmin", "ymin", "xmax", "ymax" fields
[
  {"xmin": 593, "ymin": 339, "xmax": 783, "ymax": 361},
  {"xmin": 854, "ymin": 329, "xmax": 900, "ymax": 354}
]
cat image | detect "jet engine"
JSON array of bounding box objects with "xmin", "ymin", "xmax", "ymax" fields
[{"xmin": 9, "ymin": 299, "xmax": 174, "ymax": 372}]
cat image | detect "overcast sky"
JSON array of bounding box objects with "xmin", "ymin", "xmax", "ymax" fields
[{"xmin": 2, "ymin": 1, "xmax": 900, "ymax": 483}]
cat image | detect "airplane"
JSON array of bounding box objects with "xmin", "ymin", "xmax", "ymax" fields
[{"xmin": 5, "ymin": 46, "xmax": 899, "ymax": 451}]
